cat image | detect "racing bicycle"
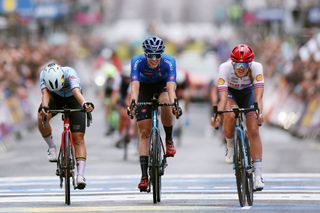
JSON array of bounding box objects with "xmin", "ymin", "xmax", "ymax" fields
[
  {"xmin": 42, "ymin": 108, "xmax": 92, "ymax": 205},
  {"xmin": 128, "ymin": 94, "xmax": 181, "ymax": 203},
  {"xmin": 213, "ymin": 103, "xmax": 259, "ymax": 207}
]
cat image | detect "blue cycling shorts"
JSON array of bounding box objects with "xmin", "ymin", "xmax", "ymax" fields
[{"xmin": 227, "ymin": 86, "xmax": 254, "ymax": 109}]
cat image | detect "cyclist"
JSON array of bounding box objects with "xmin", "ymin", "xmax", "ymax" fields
[
  {"xmin": 37, "ymin": 62, "xmax": 94, "ymax": 190},
  {"xmin": 115, "ymin": 64, "xmax": 135, "ymax": 148},
  {"xmin": 128, "ymin": 36, "xmax": 182, "ymax": 192},
  {"xmin": 100, "ymin": 60, "xmax": 121, "ymax": 136},
  {"xmin": 211, "ymin": 44, "xmax": 264, "ymax": 191}
]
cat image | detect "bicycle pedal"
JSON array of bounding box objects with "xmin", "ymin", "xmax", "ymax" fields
[{"xmin": 165, "ymin": 154, "xmax": 174, "ymax": 157}]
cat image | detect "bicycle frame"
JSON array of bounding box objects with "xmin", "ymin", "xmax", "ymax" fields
[
  {"xmin": 213, "ymin": 103, "xmax": 259, "ymax": 207},
  {"xmin": 136, "ymin": 95, "xmax": 176, "ymax": 203},
  {"xmin": 42, "ymin": 108, "xmax": 91, "ymax": 205}
]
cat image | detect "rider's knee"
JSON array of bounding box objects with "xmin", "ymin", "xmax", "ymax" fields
[{"xmin": 140, "ymin": 128, "xmax": 151, "ymax": 139}]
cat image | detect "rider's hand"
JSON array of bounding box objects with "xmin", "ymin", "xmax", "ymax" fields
[
  {"xmin": 211, "ymin": 114, "xmax": 221, "ymax": 129},
  {"xmin": 83, "ymin": 102, "xmax": 94, "ymax": 113},
  {"xmin": 172, "ymin": 106, "xmax": 182, "ymax": 119},
  {"xmin": 257, "ymin": 113, "xmax": 263, "ymax": 126},
  {"xmin": 127, "ymin": 99, "xmax": 137, "ymax": 119},
  {"xmin": 40, "ymin": 106, "xmax": 49, "ymax": 116}
]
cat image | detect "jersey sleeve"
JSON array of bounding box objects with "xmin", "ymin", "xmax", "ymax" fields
[
  {"xmin": 217, "ymin": 63, "xmax": 228, "ymax": 92},
  {"xmin": 165, "ymin": 57, "xmax": 176, "ymax": 82},
  {"xmin": 130, "ymin": 56, "xmax": 141, "ymax": 82},
  {"xmin": 252, "ymin": 63, "xmax": 264, "ymax": 89},
  {"xmin": 66, "ymin": 67, "xmax": 81, "ymax": 90}
]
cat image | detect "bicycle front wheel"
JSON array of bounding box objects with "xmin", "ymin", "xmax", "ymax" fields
[
  {"xmin": 150, "ymin": 130, "xmax": 160, "ymax": 203},
  {"xmin": 244, "ymin": 134, "xmax": 253, "ymax": 206},
  {"xmin": 234, "ymin": 130, "xmax": 246, "ymax": 207},
  {"xmin": 64, "ymin": 132, "xmax": 71, "ymax": 205}
]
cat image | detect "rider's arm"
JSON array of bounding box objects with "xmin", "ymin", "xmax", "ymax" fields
[
  {"xmin": 217, "ymin": 90, "xmax": 228, "ymax": 111},
  {"xmin": 72, "ymin": 88, "xmax": 86, "ymax": 106},
  {"xmin": 130, "ymin": 81, "xmax": 140, "ymax": 102},
  {"xmin": 252, "ymin": 62, "xmax": 264, "ymax": 114},
  {"xmin": 41, "ymin": 88, "xmax": 50, "ymax": 107},
  {"xmin": 167, "ymin": 82, "xmax": 177, "ymax": 103},
  {"xmin": 254, "ymin": 88, "xmax": 263, "ymax": 114}
]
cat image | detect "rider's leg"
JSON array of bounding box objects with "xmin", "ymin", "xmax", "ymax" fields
[
  {"xmin": 246, "ymin": 113, "xmax": 263, "ymax": 172},
  {"xmin": 246, "ymin": 112, "xmax": 264, "ymax": 190},
  {"xmin": 73, "ymin": 132, "xmax": 87, "ymax": 189},
  {"xmin": 159, "ymin": 92, "xmax": 173, "ymax": 139},
  {"xmin": 159, "ymin": 92, "xmax": 176, "ymax": 156},
  {"xmin": 38, "ymin": 112, "xmax": 54, "ymax": 147},
  {"xmin": 38, "ymin": 112, "xmax": 57, "ymax": 162},
  {"xmin": 223, "ymin": 99, "xmax": 236, "ymax": 163},
  {"xmin": 137, "ymin": 119, "xmax": 151, "ymax": 190}
]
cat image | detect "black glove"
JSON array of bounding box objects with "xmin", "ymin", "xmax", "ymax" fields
[
  {"xmin": 127, "ymin": 99, "xmax": 136, "ymax": 119},
  {"xmin": 82, "ymin": 102, "xmax": 95, "ymax": 110},
  {"xmin": 172, "ymin": 99, "xmax": 183, "ymax": 119},
  {"xmin": 40, "ymin": 106, "xmax": 49, "ymax": 114}
]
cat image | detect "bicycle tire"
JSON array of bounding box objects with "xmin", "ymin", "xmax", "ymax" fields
[
  {"xmin": 157, "ymin": 135, "xmax": 163, "ymax": 202},
  {"xmin": 234, "ymin": 129, "xmax": 246, "ymax": 207},
  {"xmin": 150, "ymin": 130, "xmax": 160, "ymax": 203},
  {"xmin": 244, "ymin": 133, "xmax": 254, "ymax": 206},
  {"xmin": 64, "ymin": 132, "xmax": 71, "ymax": 205}
]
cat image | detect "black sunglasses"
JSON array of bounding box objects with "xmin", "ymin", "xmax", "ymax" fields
[{"xmin": 146, "ymin": 53, "xmax": 162, "ymax": 59}]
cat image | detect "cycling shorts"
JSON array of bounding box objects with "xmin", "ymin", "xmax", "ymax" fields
[
  {"xmin": 38, "ymin": 92, "xmax": 86, "ymax": 133},
  {"xmin": 227, "ymin": 86, "xmax": 254, "ymax": 109},
  {"xmin": 136, "ymin": 81, "xmax": 167, "ymax": 121}
]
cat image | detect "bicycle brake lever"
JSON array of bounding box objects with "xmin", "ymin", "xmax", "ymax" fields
[{"xmin": 87, "ymin": 112, "xmax": 92, "ymax": 127}]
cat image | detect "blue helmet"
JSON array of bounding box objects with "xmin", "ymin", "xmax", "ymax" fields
[{"xmin": 142, "ymin": 36, "xmax": 165, "ymax": 54}]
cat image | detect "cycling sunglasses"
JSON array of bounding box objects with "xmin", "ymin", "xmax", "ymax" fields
[
  {"xmin": 145, "ymin": 53, "xmax": 162, "ymax": 59},
  {"xmin": 233, "ymin": 62, "xmax": 250, "ymax": 69}
]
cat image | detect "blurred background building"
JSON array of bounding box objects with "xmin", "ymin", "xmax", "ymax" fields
[{"xmin": 0, "ymin": 0, "xmax": 319, "ymax": 151}]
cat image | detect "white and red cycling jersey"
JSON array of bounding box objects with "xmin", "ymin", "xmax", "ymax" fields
[{"xmin": 217, "ymin": 60, "xmax": 264, "ymax": 92}]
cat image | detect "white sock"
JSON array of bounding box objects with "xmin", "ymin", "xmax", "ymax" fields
[
  {"xmin": 226, "ymin": 138, "xmax": 234, "ymax": 149},
  {"xmin": 253, "ymin": 160, "xmax": 262, "ymax": 176},
  {"xmin": 77, "ymin": 160, "xmax": 86, "ymax": 177},
  {"xmin": 44, "ymin": 135, "xmax": 55, "ymax": 149}
]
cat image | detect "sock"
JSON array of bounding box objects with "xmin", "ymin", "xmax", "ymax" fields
[
  {"xmin": 163, "ymin": 125, "xmax": 173, "ymax": 140},
  {"xmin": 44, "ymin": 135, "xmax": 55, "ymax": 149},
  {"xmin": 253, "ymin": 160, "xmax": 262, "ymax": 176},
  {"xmin": 140, "ymin": 156, "xmax": 149, "ymax": 177},
  {"xmin": 77, "ymin": 160, "xmax": 86, "ymax": 177},
  {"xmin": 225, "ymin": 137, "xmax": 234, "ymax": 149}
]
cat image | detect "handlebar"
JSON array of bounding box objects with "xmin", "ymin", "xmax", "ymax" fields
[
  {"xmin": 42, "ymin": 108, "xmax": 92, "ymax": 128},
  {"xmin": 127, "ymin": 98, "xmax": 181, "ymax": 119},
  {"xmin": 212, "ymin": 102, "xmax": 260, "ymax": 129}
]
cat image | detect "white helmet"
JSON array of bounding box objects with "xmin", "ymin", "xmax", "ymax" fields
[{"xmin": 43, "ymin": 63, "xmax": 64, "ymax": 91}]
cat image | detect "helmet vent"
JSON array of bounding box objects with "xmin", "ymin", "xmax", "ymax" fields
[{"xmin": 49, "ymin": 81, "xmax": 54, "ymax": 90}]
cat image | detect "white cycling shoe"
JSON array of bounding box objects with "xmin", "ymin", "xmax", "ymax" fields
[
  {"xmin": 47, "ymin": 148, "xmax": 57, "ymax": 162},
  {"xmin": 76, "ymin": 175, "xmax": 86, "ymax": 190},
  {"xmin": 225, "ymin": 147, "xmax": 234, "ymax": 164},
  {"xmin": 254, "ymin": 175, "xmax": 264, "ymax": 191}
]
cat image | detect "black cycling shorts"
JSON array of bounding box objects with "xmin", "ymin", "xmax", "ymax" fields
[
  {"xmin": 38, "ymin": 92, "xmax": 86, "ymax": 133},
  {"xmin": 136, "ymin": 81, "xmax": 167, "ymax": 121}
]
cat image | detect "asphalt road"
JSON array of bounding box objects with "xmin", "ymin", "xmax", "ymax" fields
[{"xmin": 0, "ymin": 98, "xmax": 320, "ymax": 213}]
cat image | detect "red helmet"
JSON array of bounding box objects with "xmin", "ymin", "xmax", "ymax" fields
[{"xmin": 230, "ymin": 44, "xmax": 254, "ymax": 63}]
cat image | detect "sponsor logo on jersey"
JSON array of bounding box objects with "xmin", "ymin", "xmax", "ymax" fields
[
  {"xmin": 256, "ymin": 74, "xmax": 263, "ymax": 81},
  {"xmin": 218, "ymin": 78, "xmax": 225, "ymax": 85}
]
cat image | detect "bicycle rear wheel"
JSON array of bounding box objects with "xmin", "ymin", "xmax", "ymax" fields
[
  {"xmin": 150, "ymin": 130, "xmax": 160, "ymax": 203},
  {"xmin": 64, "ymin": 132, "xmax": 71, "ymax": 205},
  {"xmin": 244, "ymin": 134, "xmax": 253, "ymax": 206},
  {"xmin": 234, "ymin": 130, "xmax": 246, "ymax": 207}
]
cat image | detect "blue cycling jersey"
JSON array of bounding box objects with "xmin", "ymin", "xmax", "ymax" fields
[
  {"xmin": 39, "ymin": 66, "xmax": 81, "ymax": 97},
  {"xmin": 130, "ymin": 54, "xmax": 176, "ymax": 83}
]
